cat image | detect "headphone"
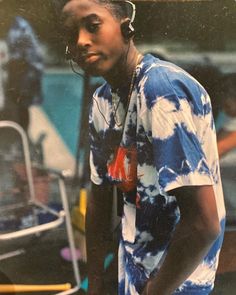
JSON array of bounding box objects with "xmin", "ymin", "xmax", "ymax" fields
[
  {"xmin": 65, "ymin": 45, "xmax": 72, "ymax": 61},
  {"xmin": 120, "ymin": 0, "xmax": 136, "ymax": 39},
  {"xmin": 65, "ymin": 0, "xmax": 136, "ymax": 61}
]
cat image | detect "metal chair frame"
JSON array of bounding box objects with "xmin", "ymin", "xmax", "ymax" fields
[{"xmin": 0, "ymin": 120, "xmax": 81, "ymax": 294}]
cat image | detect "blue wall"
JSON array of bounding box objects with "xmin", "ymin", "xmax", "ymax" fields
[
  {"xmin": 41, "ymin": 72, "xmax": 103, "ymax": 157},
  {"xmin": 42, "ymin": 72, "xmax": 83, "ymax": 156}
]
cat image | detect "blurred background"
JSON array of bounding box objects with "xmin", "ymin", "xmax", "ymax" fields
[
  {"xmin": 0, "ymin": 0, "xmax": 235, "ymax": 171},
  {"xmin": 0, "ymin": 0, "xmax": 236, "ymax": 294}
]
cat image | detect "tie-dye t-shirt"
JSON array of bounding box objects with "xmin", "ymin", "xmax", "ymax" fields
[{"xmin": 89, "ymin": 54, "xmax": 225, "ymax": 295}]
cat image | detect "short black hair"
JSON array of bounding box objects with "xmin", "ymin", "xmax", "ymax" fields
[
  {"xmin": 96, "ymin": 0, "xmax": 130, "ymax": 20},
  {"xmin": 61, "ymin": 0, "xmax": 131, "ymax": 20}
]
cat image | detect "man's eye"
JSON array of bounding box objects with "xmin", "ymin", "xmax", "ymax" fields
[{"xmin": 86, "ymin": 23, "xmax": 100, "ymax": 33}]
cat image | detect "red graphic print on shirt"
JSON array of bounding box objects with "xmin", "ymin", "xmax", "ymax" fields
[{"xmin": 107, "ymin": 146, "xmax": 137, "ymax": 192}]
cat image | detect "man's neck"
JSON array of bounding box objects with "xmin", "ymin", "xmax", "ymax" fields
[{"xmin": 104, "ymin": 44, "xmax": 140, "ymax": 91}]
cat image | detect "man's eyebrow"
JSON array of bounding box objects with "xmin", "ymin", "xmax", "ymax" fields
[
  {"xmin": 64, "ymin": 13, "xmax": 101, "ymax": 31},
  {"xmin": 81, "ymin": 13, "xmax": 101, "ymax": 22}
]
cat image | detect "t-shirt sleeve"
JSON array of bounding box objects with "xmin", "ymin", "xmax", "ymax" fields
[
  {"xmin": 89, "ymin": 91, "xmax": 108, "ymax": 185},
  {"xmin": 89, "ymin": 128, "xmax": 107, "ymax": 185},
  {"xmin": 140, "ymin": 67, "xmax": 214, "ymax": 195}
]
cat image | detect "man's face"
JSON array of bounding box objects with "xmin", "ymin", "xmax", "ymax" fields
[{"xmin": 63, "ymin": 0, "xmax": 127, "ymax": 76}]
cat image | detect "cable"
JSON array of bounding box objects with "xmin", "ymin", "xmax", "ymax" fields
[
  {"xmin": 69, "ymin": 59, "xmax": 84, "ymax": 77},
  {"xmin": 92, "ymin": 95, "xmax": 111, "ymax": 126}
]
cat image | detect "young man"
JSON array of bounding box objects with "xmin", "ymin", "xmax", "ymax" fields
[{"xmin": 62, "ymin": 1, "xmax": 225, "ymax": 294}]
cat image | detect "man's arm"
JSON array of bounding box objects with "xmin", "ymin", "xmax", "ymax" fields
[
  {"xmin": 142, "ymin": 185, "xmax": 220, "ymax": 295},
  {"xmin": 86, "ymin": 182, "xmax": 113, "ymax": 295}
]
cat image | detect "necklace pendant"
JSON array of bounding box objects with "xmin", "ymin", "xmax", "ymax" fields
[{"xmin": 111, "ymin": 92, "xmax": 123, "ymax": 127}]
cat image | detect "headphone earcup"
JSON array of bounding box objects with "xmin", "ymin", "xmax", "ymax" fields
[{"xmin": 120, "ymin": 20, "xmax": 135, "ymax": 39}]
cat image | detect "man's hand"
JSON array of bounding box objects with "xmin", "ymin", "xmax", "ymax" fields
[{"xmin": 141, "ymin": 279, "xmax": 158, "ymax": 295}]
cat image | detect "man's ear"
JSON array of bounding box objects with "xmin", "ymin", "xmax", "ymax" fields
[{"xmin": 120, "ymin": 17, "xmax": 135, "ymax": 40}]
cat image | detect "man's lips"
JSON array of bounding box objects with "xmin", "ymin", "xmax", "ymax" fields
[{"xmin": 82, "ymin": 52, "xmax": 101, "ymax": 64}]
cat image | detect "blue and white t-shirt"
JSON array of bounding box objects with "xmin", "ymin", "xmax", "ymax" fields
[{"xmin": 89, "ymin": 54, "xmax": 225, "ymax": 295}]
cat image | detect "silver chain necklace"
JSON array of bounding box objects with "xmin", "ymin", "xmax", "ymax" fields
[{"xmin": 111, "ymin": 53, "xmax": 142, "ymax": 127}]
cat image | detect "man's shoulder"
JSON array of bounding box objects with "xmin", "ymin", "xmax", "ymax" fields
[
  {"xmin": 141, "ymin": 54, "xmax": 198, "ymax": 86},
  {"xmin": 140, "ymin": 54, "xmax": 207, "ymax": 96},
  {"xmin": 138, "ymin": 55, "xmax": 184, "ymax": 103}
]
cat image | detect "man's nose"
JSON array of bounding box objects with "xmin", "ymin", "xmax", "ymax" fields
[{"xmin": 77, "ymin": 29, "xmax": 91, "ymax": 48}]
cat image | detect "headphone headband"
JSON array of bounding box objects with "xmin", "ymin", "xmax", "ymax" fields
[
  {"xmin": 119, "ymin": 0, "xmax": 136, "ymax": 38},
  {"xmin": 112, "ymin": 0, "xmax": 136, "ymax": 24},
  {"xmin": 124, "ymin": 1, "xmax": 136, "ymax": 24}
]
